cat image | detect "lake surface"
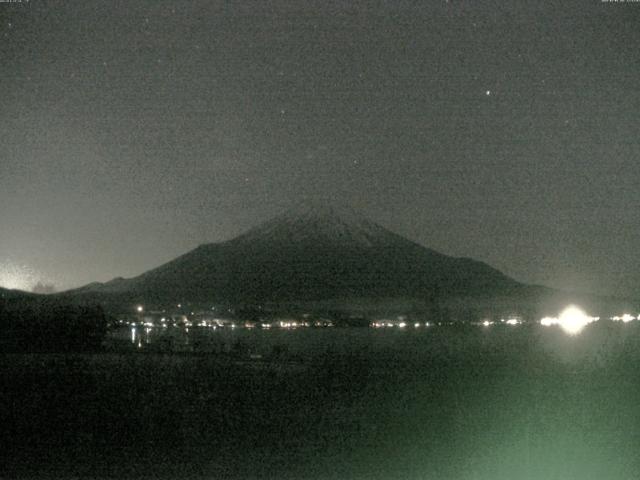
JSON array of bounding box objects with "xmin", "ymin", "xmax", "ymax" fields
[{"xmin": 3, "ymin": 322, "xmax": 640, "ymax": 479}]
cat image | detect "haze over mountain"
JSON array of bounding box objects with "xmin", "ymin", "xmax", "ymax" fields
[{"xmin": 61, "ymin": 202, "xmax": 636, "ymax": 317}]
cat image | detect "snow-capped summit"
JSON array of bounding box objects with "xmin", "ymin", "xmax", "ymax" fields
[{"xmin": 233, "ymin": 200, "xmax": 402, "ymax": 248}]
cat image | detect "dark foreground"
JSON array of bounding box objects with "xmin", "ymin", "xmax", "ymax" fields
[{"xmin": 2, "ymin": 324, "xmax": 640, "ymax": 480}]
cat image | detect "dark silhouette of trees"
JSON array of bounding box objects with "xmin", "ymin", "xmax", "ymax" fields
[{"xmin": 0, "ymin": 298, "xmax": 107, "ymax": 353}]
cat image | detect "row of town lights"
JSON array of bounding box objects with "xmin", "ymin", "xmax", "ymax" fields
[{"xmin": 133, "ymin": 304, "xmax": 638, "ymax": 336}]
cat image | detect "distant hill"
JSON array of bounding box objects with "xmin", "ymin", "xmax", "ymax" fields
[
  {"xmin": 0, "ymin": 287, "xmax": 107, "ymax": 353},
  {"xmin": 0, "ymin": 287, "xmax": 37, "ymax": 301},
  {"xmin": 59, "ymin": 202, "xmax": 638, "ymax": 317}
]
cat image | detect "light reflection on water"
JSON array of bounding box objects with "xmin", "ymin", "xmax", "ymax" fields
[{"xmin": 117, "ymin": 321, "xmax": 640, "ymax": 368}]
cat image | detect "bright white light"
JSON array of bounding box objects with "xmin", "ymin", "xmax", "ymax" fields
[
  {"xmin": 610, "ymin": 314, "xmax": 635, "ymax": 323},
  {"xmin": 414, "ymin": 322, "xmax": 421, "ymax": 328},
  {"xmin": 505, "ymin": 319, "xmax": 519, "ymax": 325},
  {"xmin": 557, "ymin": 305, "xmax": 594, "ymax": 335},
  {"xmin": 136, "ymin": 305, "xmax": 143, "ymax": 313},
  {"xmin": 540, "ymin": 307, "xmax": 595, "ymax": 334},
  {"xmin": 482, "ymin": 320, "xmax": 492, "ymax": 327},
  {"xmin": 398, "ymin": 322, "xmax": 407, "ymax": 328},
  {"xmin": 540, "ymin": 317, "xmax": 557, "ymax": 327}
]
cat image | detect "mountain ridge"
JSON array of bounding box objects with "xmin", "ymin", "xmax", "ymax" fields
[
  {"xmin": 56, "ymin": 203, "xmax": 640, "ymax": 317},
  {"xmin": 61, "ymin": 203, "xmax": 521, "ymax": 305}
]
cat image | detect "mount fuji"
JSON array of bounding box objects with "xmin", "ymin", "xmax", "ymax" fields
[{"xmin": 64, "ymin": 202, "xmax": 530, "ymax": 310}]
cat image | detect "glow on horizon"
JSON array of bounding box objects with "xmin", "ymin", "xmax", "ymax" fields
[{"xmin": 0, "ymin": 261, "xmax": 37, "ymax": 291}]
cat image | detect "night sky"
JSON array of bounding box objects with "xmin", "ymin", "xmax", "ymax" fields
[{"xmin": 1, "ymin": 0, "xmax": 639, "ymax": 297}]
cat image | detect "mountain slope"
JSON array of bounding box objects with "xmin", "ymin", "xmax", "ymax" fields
[{"xmin": 66, "ymin": 202, "xmax": 522, "ymax": 305}]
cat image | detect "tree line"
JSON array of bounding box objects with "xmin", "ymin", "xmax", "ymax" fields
[{"xmin": 0, "ymin": 296, "xmax": 107, "ymax": 353}]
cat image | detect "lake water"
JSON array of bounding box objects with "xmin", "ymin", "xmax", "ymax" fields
[
  {"xmin": 4, "ymin": 321, "xmax": 640, "ymax": 479},
  {"xmin": 113, "ymin": 321, "xmax": 639, "ymax": 368}
]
